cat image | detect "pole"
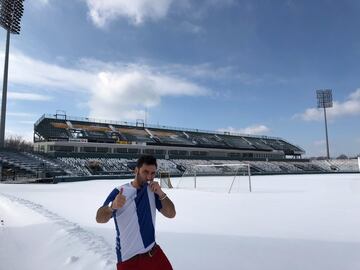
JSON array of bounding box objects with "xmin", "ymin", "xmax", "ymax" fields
[
  {"xmin": 194, "ymin": 170, "xmax": 197, "ymax": 189},
  {"xmin": 0, "ymin": 29, "xmax": 10, "ymax": 148},
  {"xmin": 248, "ymin": 165, "xmax": 252, "ymax": 192},
  {"xmin": 228, "ymin": 167, "xmax": 239, "ymax": 194},
  {"xmin": 323, "ymin": 106, "xmax": 330, "ymax": 159}
]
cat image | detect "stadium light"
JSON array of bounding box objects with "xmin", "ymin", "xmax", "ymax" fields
[
  {"xmin": 316, "ymin": 89, "xmax": 333, "ymax": 159},
  {"xmin": 0, "ymin": 0, "xmax": 25, "ymax": 148}
]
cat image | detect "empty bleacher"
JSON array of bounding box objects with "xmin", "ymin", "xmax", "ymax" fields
[
  {"xmin": 0, "ymin": 150, "xmax": 66, "ymax": 178},
  {"xmin": 328, "ymin": 159, "xmax": 359, "ymax": 172},
  {"xmin": 185, "ymin": 132, "xmax": 229, "ymax": 148},
  {"xmin": 309, "ymin": 159, "xmax": 359, "ymax": 172},
  {"xmin": 245, "ymin": 137, "xmax": 274, "ymax": 151},
  {"xmin": 172, "ymin": 159, "xmax": 223, "ymax": 175},
  {"xmin": 271, "ymin": 161, "xmax": 303, "ymax": 173},
  {"xmin": 157, "ymin": 159, "xmax": 183, "ymax": 175},
  {"xmin": 310, "ymin": 160, "xmax": 339, "ymax": 171},
  {"xmin": 117, "ymin": 127, "xmax": 154, "ymax": 143},
  {"xmin": 96, "ymin": 158, "xmax": 132, "ymax": 174},
  {"xmin": 149, "ymin": 129, "xmax": 194, "ymax": 146},
  {"xmin": 35, "ymin": 119, "xmax": 70, "ymax": 141},
  {"xmin": 263, "ymin": 139, "xmax": 303, "ymax": 155},
  {"xmin": 220, "ymin": 135, "xmax": 256, "ymax": 150},
  {"xmin": 1, "ymin": 149, "xmax": 358, "ymax": 181},
  {"xmin": 248, "ymin": 161, "xmax": 283, "ymax": 173},
  {"xmin": 292, "ymin": 162, "xmax": 325, "ymax": 172},
  {"xmin": 57, "ymin": 157, "xmax": 92, "ymax": 176},
  {"xmin": 53, "ymin": 157, "xmax": 360, "ymax": 177}
]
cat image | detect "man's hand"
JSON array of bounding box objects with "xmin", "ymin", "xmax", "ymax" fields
[
  {"xmin": 149, "ymin": 181, "xmax": 176, "ymax": 218},
  {"xmin": 149, "ymin": 181, "xmax": 165, "ymax": 197},
  {"xmin": 111, "ymin": 187, "xmax": 126, "ymax": 210},
  {"xmin": 96, "ymin": 187, "xmax": 127, "ymax": 223}
]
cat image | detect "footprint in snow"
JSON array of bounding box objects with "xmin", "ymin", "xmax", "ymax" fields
[{"xmin": 65, "ymin": 256, "xmax": 80, "ymax": 264}]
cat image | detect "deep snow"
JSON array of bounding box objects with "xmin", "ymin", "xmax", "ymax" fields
[{"xmin": 1, "ymin": 173, "xmax": 360, "ymax": 270}]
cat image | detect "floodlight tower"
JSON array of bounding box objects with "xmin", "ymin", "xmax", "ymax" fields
[
  {"xmin": 0, "ymin": 0, "xmax": 25, "ymax": 148},
  {"xmin": 316, "ymin": 89, "xmax": 333, "ymax": 159}
]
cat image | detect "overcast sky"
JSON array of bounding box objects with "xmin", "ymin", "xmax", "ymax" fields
[{"xmin": 2, "ymin": 0, "xmax": 360, "ymax": 157}]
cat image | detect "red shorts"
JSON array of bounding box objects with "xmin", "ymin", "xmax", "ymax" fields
[{"xmin": 117, "ymin": 244, "xmax": 173, "ymax": 270}]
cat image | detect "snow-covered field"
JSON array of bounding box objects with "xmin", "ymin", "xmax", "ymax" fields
[{"xmin": 1, "ymin": 173, "xmax": 360, "ymax": 270}]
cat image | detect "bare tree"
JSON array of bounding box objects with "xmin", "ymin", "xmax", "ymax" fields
[
  {"xmin": 336, "ymin": 154, "xmax": 348, "ymax": 159},
  {"xmin": 5, "ymin": 135, "xmax": 33, "ymax": 151}
]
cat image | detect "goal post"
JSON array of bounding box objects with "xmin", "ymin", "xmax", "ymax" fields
[
  {"xmin": 178, "ymin": 163, "xmax": 252, "ymax": 193},
  {"xmin": 159, "ymin": 171, "xmax": 173, "ymax": 189},
  {"xmin": 229, "ymin": 163, "xmax": 251, "ymax": 193}
]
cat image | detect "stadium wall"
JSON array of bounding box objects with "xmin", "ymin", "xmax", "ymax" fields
[{"xmin": 34, "ymin": 141, "xmax": 286, "ymax": 160}]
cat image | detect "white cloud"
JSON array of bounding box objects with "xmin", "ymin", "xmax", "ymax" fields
[
  {"xmin": 8, "ymin": 92, "xmax": 52, "ymax": 101},
  {"xmin": 88, "ymin": 69, "xmax": 208, "ymax": 121},
  {"xmin": 7, "ymin": 112, "xmax": 36, "ymax": 117},
  {"xmin": 241, "ymin": 125, "xmax": 270, "ymax": 135},
  {"xmin": 84, "ymin": 0, "xmax": 239, "ymax": 28},
  {"xmin": 30, "ymin": 0, "xmax": 51, "ymax": 9},
  {"xmin": 349, "ymin": 89, "xmax": 360, "ymax": 99},
  {"xmin": 218, "ymin": 124, "xmax": 270, "ymax": 135},
  {"xmin": 295, "ymin": 89, "xmax": 360, "ymax": 121},
  {"xmin": 85, "ymin": 0, "xmax": 173, "ymax": 27},
  {"xmin": 1, "ymin": 50, "xmax": 209, "ymax": 122},
  {"xmin": 5, "ymin": 51, "xmax": 96, "ymax": 92},
  {"xmin": 18, "ymin": 120, "xmax": 36, "ymax": 125},
  {"xmin": 176, "ymin": 63, "xmax": 236, "ymax": 80},
  {"xmin": 33, "ymin": 0, "xmax": 50, "ymax": 5},
  {"xmin": 181, "ymin": 21, "xmax": 204, "ymax": 34},
  {"xmin": 161, "ymin": 63, "xmax": 285, "ymax": 86}
]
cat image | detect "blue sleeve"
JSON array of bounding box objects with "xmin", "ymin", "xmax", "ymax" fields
[
  {"xmin": 102, "ymin": 188, "xmax": 120, "ymax": 207},
  {"xmin": 155, "ymin": 193, "xmax": 162, "ymax": 211}
]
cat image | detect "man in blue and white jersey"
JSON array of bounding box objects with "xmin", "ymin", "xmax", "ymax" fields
[{"xmin": 96, "ymin": 155, "xmax": 176, "ymax": 270}]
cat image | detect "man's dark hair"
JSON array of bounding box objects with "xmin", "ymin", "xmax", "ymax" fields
[{"xmin": 137, "ymin": 155, "xmax": 157, "ymax": 168}]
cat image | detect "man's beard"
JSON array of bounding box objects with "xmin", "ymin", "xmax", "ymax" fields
[{"xmin": 136, "ymin": 173, "xmax": 148, "ymax": 186}]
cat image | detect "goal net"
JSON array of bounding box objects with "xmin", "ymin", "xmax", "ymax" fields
[
  {"xmin": 175, "ymin": 163, "xmax": 252, "ymax": 193},
  {"xmin": 159, "ymin": 171, "xmax": 173, "ymax": 189}
]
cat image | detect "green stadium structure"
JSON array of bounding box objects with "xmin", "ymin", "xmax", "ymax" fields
[{"xmin": 34, "ymin": 113, "xmax": 305, "ymax": 160}]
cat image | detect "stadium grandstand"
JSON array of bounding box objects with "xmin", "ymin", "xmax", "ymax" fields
[
  {"xmin": 0, "ymin": 112, "xmax": 359, "ymax": 182},
  {"xmin": 33, "ymin": 113, "xmax": 304, "ymax": 159}
]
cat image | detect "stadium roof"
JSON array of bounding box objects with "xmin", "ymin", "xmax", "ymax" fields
[{"xmin": 35, "ymin": 113, "xmax": 282, "ymax": 140}]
